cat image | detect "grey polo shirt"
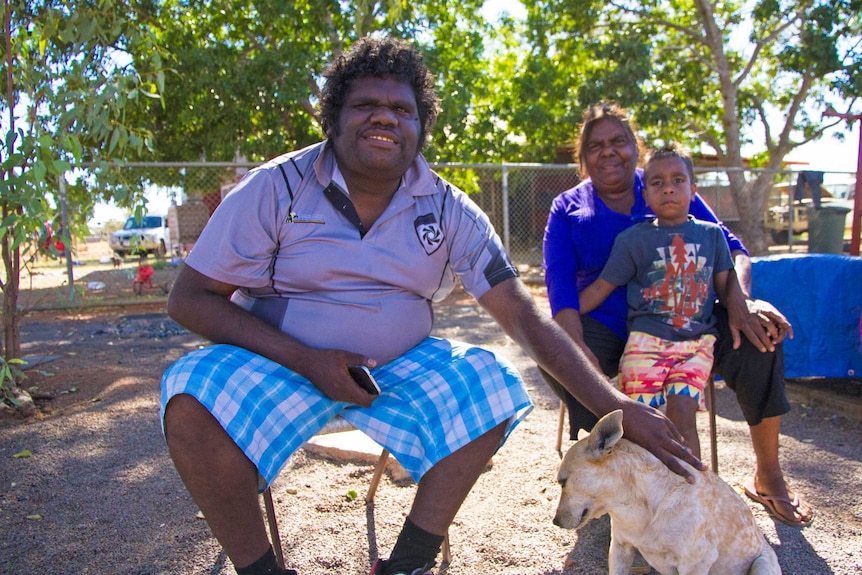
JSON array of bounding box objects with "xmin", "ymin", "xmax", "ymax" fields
[{"xmin": 185, "ymin": 141, "xmax": 517, "ymax": 363}]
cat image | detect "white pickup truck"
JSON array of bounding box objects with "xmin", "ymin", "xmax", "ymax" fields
[{"xmin": 109, "ymin": 215, "xmax": 171, "ymax": 257}]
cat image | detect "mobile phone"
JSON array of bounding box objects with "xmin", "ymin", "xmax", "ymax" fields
[{"xmin": 348, "ymin": 365, "xmax": 380, "ymax": 395}]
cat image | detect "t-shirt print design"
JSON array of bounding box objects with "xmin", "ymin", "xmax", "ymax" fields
[{"xmin": 642, "ymin": 234, "xmax": 713, "ymax": 330}]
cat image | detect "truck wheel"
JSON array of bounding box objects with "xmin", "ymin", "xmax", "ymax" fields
[{"xmin": 157, "ymin": 240, "xmax": 167, "ymax": 257}]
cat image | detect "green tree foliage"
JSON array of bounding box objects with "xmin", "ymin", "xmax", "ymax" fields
[
  {"xmin": 522, "ymin": 0, "xmax": 861, "ymax": 254},
  {"xmin": 132, "ymin": 0, "xmax": 516, "ymax": 168},
  {"xmin": 1, "ymin": 0, "xmax": 164, "ymax": 406}
]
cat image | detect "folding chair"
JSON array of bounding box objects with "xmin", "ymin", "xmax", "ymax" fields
[
  {"xmin": 556, "ymin": 376, "xmax": 720, "ymax": 473},
  {"xmin": 261, "ymin": 417, "xmax": 452, "ymax": 570}
]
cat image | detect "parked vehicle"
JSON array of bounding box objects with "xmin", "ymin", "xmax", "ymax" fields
[
  {"xmin": 763, "ymin": 179, "xmax": 855, "ymax": 243},
  {"xmin": 109, "ymin": 215, "xmax": 171, "ymax": 257}
]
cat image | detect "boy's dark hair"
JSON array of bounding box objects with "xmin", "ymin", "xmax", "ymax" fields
[
  {"xmin": 318, "ymin": 36, "xmax": 440, "ymax": 148},
  {"xmin": 645, "ymin": 144, "xmax": 696, "ymax": 182},
  {"xmin": 575, "ymin": 102, "xmax": 646, "ymax": 179}
]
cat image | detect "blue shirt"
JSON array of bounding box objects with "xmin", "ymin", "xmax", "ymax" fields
[{"xmin": 543, "ymin": 169, "xmax": 747, "ymax": 341}]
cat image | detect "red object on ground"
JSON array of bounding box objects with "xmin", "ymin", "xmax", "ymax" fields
[{"xmin": 135, "ymin": 266, "xmax": 154, "ymax": 286}]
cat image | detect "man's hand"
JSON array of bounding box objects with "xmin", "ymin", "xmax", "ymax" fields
[
  {"xmin": 619, "ymin": 401, "xmax": 707, "ymax": 483},
  {"xmin": 298, "ymin": 349, "xmax": 380, "ymax": 407},
  {"xmin": 729, "ymin": 297, "xmax": 793, "ymax": 352}
]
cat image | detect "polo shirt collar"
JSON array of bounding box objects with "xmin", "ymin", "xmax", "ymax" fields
[{"xmin": 313, "ymin": 140, "xmax": 437, "ymax": 197}]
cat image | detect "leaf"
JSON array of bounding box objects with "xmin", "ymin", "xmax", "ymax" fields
[
  {"xmin": 108, "ymin": 127, "xmax": 121, "ymax": 154},
  {"xmin": 13, "ymin": 449, "xmax": 32, "ymax": 459},
  {"xmin": 26, "ymin": 514, "xmax": 43, "ymax": 520},
  {"xmin": 346, "ymin": 489, "xmax": 358, "ymax": 501}
]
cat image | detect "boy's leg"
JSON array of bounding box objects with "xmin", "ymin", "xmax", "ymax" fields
[
  {"xmin": 618, "ymin": 332, "xmax": 672, "ymax": 410},
  {"xmin": 665, "ymin": 395, "xmax": 702, "ymax": 460},
  {"xmin": 662, "ymin": 335, "xmax": 715, "ymax": 461}
]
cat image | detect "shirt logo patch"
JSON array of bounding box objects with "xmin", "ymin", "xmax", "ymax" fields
[
  {"xmin": 414, "ymin": 213, "xmax": 443, "ymax": 255},
  {"xmin": 286, "ymin": 213, "xmax": 325, "ymax": 224}
]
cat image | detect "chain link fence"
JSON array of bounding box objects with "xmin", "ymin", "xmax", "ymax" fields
[{"xmin": 76, "ymin": 162, "xmax": 857, "ymax": 267}]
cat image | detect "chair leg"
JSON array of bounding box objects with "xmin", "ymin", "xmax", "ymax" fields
[
  {"xmin": 708, "ymin": 376, "xmax": 719, "ymax": 474},
  {"xmin": 263, "ymin": 486, "xmax": 285, "ymax": 568},
  {"xmin": 366, "ymin": 448, "xmax": 390, "ymax": 503},
  {"xmin": 441, "ymin": 532, "xmax": 452, "ymax": 564},
  {"xmin": 555, "ymin": 400, "xmax": 566, "ymax": 453}
]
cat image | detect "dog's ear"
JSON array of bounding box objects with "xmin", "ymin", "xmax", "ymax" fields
[{"xmin": 586, "ymin": 410, "xmax": 624, "ymax": 458}]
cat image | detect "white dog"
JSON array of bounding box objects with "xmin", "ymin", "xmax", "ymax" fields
[{"xmin": 553, "ymin": 410, "xmax": 781, "ymax": 575}]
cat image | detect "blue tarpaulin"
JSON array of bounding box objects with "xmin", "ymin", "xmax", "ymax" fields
[{"xmin": 752, "ymin": 254, "xmax": 862, "ymax": 378}]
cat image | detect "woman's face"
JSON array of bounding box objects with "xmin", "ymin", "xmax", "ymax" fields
[{"xmin": 581, "ymin": 118, "xmax": 638, "ymax": 196}]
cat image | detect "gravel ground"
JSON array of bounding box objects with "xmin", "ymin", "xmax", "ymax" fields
[{"xmin": 0, "ymin": 274, "xmax": 860, "ymax": 574}]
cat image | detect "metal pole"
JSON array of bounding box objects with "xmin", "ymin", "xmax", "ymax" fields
[
  {"xmin": 853, "ymin": 123, "xmax": 862, "ymax": 256},
  {"xmin": 58, "ymin": 175, "xmax": 74, "ymax": 295},
  {"xmin": 501, "ymin": 165, "xmax": 510, "ymax": 253}
]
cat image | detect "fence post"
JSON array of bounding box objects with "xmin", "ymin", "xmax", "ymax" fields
[
  {"xmin": 501, "ymin": 164, "xmax": 510, "ymax": 253},
  {"xmin": 58, "ymin": 174, "xmax": 75, "ymax": 298}
]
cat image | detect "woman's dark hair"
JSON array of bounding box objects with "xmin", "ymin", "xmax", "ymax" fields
[
  {"xmin": 318, "ymin": 36, "xmax": 440, "ymax": 148},
  {"xmin": 574, "ymin": 102, "xmax": 646, "ymax": 179}
]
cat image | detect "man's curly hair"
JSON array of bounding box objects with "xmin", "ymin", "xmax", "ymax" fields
[{"xmin": 319, "ymin": 36, "xmax": 440, "ymax": 148}]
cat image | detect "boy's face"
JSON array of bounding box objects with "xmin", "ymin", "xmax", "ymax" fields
[{"xmin": 643, "ymin": 156, "xmax": 696, "ymax": 225}]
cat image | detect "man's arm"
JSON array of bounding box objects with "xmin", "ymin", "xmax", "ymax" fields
[
  {"xmin": 551, "ymin": 308, "xmax": 601, "ymax": 370},
  {"xmin": 478, "ymin": 278, "xmax": 705, "ymax": 481},
  {"xmin": 167, "ymin": 265, "xmax": 379, "ymax": 406}
]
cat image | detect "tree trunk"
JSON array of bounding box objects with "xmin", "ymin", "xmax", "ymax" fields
[
  {"xmin": 0, "ymin": 209, "xmax": 33, "ymax": 415},
  {"xmin": 726, "ymin": 172, "xmax": 769, "ymax": 255},
  {"xmin": 1, "ymin": 211, "xmax": 22, "ymax": 361}
]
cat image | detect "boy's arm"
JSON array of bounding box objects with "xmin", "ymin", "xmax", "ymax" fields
[
  {"xmin": 579, "ymin": 278, "xmax": 619, "ymax": 315},
  {"xmin": 713, "ymin": 269, "xmax": 730, "ymax": 307}
]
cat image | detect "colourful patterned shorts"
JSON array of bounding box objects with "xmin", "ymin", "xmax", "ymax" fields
[
  {"xmin": 618, "ymin": 332, "xmax": 716, "ymax": 410},
  {"xmin": 161, "ymin": 338, "xmax": 533, "ymax": 490}
]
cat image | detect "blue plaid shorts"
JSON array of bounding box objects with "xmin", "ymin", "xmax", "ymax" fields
[{"xmin": 160, "ymin": 337, "xmax": 533, "ymax": 489}]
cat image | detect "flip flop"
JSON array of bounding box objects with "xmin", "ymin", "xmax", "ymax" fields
[{"xmin": 742, "ymin": 477, "xmax": 814, "ymax": 528}]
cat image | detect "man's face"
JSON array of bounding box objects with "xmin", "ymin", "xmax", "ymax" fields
[
  {"xmin": 329, "ymin": 76, "xmax": 422, "ymax": 184},
  {"xmin": 582, "ymin": 118, "xmax": 638, "ymax": 195}
]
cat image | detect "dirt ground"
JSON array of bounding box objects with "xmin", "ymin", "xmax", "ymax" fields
[{"xmin": 1, "ymin": 254, "xmax": 861, "ymax": 574}]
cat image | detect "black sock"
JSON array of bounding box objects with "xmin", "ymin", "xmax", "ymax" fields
[
  {"xmin": 384, "ymin": 517, "xmax": 444, "ymax": 575},
  {"xmin": 236, "ymin": 546, "xmax": 295, "ymax": 575}
]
